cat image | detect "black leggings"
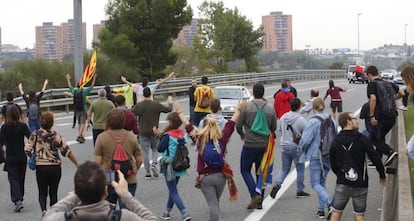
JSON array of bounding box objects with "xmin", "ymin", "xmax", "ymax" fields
[{"xmin": 36, "ymin": 165, "xmax": 61, "ymax": 211}]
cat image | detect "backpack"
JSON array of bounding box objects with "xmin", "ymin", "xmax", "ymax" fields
[
  {"xmin": 374, "ymin": 80, "xmax": 397, "ymax": 118},
  {"xmin": 312, "ymin": 115, "xmax": 337, "ymax": 156},
  {"xmin": 108, "ymin": 131, "xmax": 133, "ymax": 178},
  {"xmin": 169, "ymin": 139, "xmax": 190, "ymax": 172},
  {"xmin": 64, "ymin": 206, "xmax": 121, "ymax": 221},
  {"xmin": 203, "ymin": 141, "xmax": 225, "ymax": 169},
  {"xmin": 198, "ymin": 91, "xmax": 211, "ymax": 108},
  {"xmin": 73, "ymin": 90, "xmax": 84, "ymax": 112},
  {"xmin": 28, "ymin": 102, "xmax": 40, "ymax": 120},
  {"xmin": 250, "ymin": 102, "xmax": 270, "ymax": 136}
]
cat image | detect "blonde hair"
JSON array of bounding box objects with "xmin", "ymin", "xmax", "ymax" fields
[
  {"xmin": 312, "ymin": 97, "xmax": 325, "ymax": 112},
  {"xmin": 401, "ymin": 66, "xmax": 414, "ymax": 93},
  {"xmin": 196, "ymin": 117, "xmax": 222, "ymax": 154}
]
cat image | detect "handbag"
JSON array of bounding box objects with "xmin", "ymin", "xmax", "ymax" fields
[{"xmin": 28, "ymin": 133, "xmax": 38, "ymax": 170}]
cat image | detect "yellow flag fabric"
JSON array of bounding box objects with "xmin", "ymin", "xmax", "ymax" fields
[{"xmin": 79, "ymin": 51, "xmax": 97, "ymax": 88}]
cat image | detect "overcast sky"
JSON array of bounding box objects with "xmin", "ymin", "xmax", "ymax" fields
[{"xmin": 0, "ymin": 0, "xmax": 412, "ymax": 50}]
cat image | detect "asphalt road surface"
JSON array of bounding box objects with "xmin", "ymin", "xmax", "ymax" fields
[{"xmin": 0, "ymin": 79, "xmax": 387, "ymax": 221}]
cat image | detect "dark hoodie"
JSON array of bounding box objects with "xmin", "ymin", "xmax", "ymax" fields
[{"xmin": 330, "ymin": 130, "xmax": 385, "ymax": 187}]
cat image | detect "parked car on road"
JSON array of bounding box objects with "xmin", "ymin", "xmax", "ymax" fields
[
  {"xmin": 381, "ymin": 69, "xmax": 398, "ymax": 80},
  {"xmin": 214, "ymin": 86, "xmax": 251, "ymax": 119},
  {"xmin": 393, "ymin": 73, "xmax": 404, "ymax": 84}
]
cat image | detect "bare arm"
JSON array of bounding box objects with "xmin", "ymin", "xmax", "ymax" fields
[
  {"xmin": 369, "ymin": 94, "xmax": 378, "ymax": 126},
  {"xmin": 90, "ymin": 74, "xmax": 97, "ymax": 88},
  {"xmin": 121, "ymin": 76, "xmax": 134, "ymax": 87},
  {"xmin": 156, "ymin": 72, "xmax": 175, "ymax": 88},
  {"xmin": 86, "ymin": 110, "xmax": 93, "ymax": 130},
  {"xmin": 94, "ymin": 155, "xmax": 103, "ymax": 165},
  {"xmin": 135, "ymin": 155, "xmax": 143, "ymax": 171},
  {"xmin": 173, "ymin": 101, "xmax": 190, "ymax": 126},
  {"xmin": 18, "ymin": 83, "xmax": 24, "ymax": 95},
  {"xmin": 231, "ymin": 100, "xmax": 247, "ymax": 122},
  {"xmin": 67, "ymin": 152, "xmax": 79, "ymax": 167},
  {"xmin": 41, "ymin": 79, "xmax": 48, "ymax": 92},
  {"xmin": 66, "ymin": 74, "xmax": 72, "ymax": 87}
]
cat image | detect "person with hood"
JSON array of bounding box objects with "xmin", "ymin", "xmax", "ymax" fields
[
  {"xmin": 274, "ymin": 81, "xmax": 295, "ymax": 119},
  {"xmin": 153, "ymin": 112, "xmax": 191, "ymax": 221},
  {"xmin": 297, "ymin": 98, "xmax": 334, "ymax": 219},
  {"xmin": 199, "ymin": 98, "xmax": 227, "ymax": 129},
  {"xmin": 270, "ymin": 98, "xmax": 310, "ymax": 199},
  {"xmin": 328, "ymin": 112, "xmax": 386, "ymax": 221},
  {"xmin": 323, "ymin": 80, "xmax": 347, "ymax": 120}
]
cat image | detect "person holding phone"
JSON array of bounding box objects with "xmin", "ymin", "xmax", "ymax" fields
[{"xmin": 43, "ymin": 161, "xmax": 158, "ymax": 221}]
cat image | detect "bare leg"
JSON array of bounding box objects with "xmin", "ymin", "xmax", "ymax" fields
[
  {"xmin": 354, "ymin": 214, "xmax": 365, "ymax": 221},
  {"xmin": 79, "ymin": 123, "xmax": 85, "ymax": 137},
  {"xmin": 330, "ymin": 211, "xmax": 342, "ymax": 221}
]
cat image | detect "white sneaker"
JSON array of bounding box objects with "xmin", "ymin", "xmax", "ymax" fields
[{"xmin": 398, "ymin": 106, "xmax": 408, "ymax": 111}]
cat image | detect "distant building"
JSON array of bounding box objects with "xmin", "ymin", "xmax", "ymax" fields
[
  {"xmin": 93, "ymin": 21, "xmax": 106, "ymax": 44},
  {"xmin": 262, "ymin": 11, "xmax": 292, "ymax": 53},
  {"xmin": 174, "ymin": 18, "xmax": 199, "ymax": 48},
  {"xmin": 35, "ymin": 20, "xmax": 86, "ymax": 61}
]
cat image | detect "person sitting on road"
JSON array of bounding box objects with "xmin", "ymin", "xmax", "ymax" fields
[{"xmin": 43, "ymin": 161, "xmax": 157, "ymax": 221}]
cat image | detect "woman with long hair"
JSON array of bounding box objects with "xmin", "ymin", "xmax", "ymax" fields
[
  {"xmin": 0, "ymin": 105, "xmax": 31, "ymax": 212},
  {"xmin": 154, "ymin": 112, "xmax": 191, "ymax": 221},
  {"xmin": 18, "ymin": 79, "xmax": 48, "ymax": 132},
  {"xmin": 323, "ymin": 80, "xmax": 347, "ymax": 119},
  {"xmin": 24, "ymin": 112, "xmax": 78, "ymax": 217},
  {"xmin": 159, "ymin": 100, "xmax": 245, "ymax": 221}
]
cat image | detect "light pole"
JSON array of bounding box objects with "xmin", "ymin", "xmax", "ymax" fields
[
  {"xmin": 405, "ymin": 24, "xmax": 408, "ymax": 46},
  {"xmin": 357, "ymin": 13, "xmax": 362, "ymax": 56},
  {"xmin": 74, "ymin": 0, "xmax": 83, "ymax": 83}
]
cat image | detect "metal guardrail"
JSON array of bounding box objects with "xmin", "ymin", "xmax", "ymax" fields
[{"xmin": 1, "ymin": 70, "xmax": 345, "ymax": 110}]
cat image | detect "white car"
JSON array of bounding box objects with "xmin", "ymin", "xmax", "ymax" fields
[
  {"xmin": 214, "ymin": 86, "xmax": 251, "ymax": 119},
  {"xmin": 381, "ymin": 69, "xmax": 398, "ymax": 80},
  {"xmin": 393, "ymin": 73, "xmax": 404, "ymax": 85}
]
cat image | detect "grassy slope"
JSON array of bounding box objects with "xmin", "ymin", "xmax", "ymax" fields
[{"xmin": 403, "ymin": 106, "xmax": 414, "ymax": 200}]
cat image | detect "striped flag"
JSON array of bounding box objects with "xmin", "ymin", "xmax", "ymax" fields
[
  {"xmin": 255, "ymin": 132, "xmax": 275, "ymax": 194},
  {"xmin": 78, "ymin": 51, "xmax": 97, "ymax": 88}
]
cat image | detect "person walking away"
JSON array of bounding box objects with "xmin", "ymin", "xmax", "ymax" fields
[
  {"xmin": 166, "ymin": 100, "xmax": 246, "ymax": 221},
  {"xmin": 274, "ymin": 81, "xmax": 295, "ymax": 119},
  {"xmin": 199, "ymin": 98, "xmax": 227, "ymax": 129},
  {"xmin": 115, "ymin": 95, "xmax": 139, "ymax": 135},
  {"xmin": 43, "ymin": 161, "xmax": 158, "ymax": 221},
  {"xmin": 24, "ymin": 111, "xmax": 79, "ymax": 216},
  {"xmin": 300, "ymin": 88, "xmax": 319, "ymax": 120},
  {"xmin": 66, "ymin": 73, "xmax": 96, "ymax": 143},
  {"xmin": 86, "ymin": 89, "xmax": 115, "ymax": 146},
  {"xmin": 328, "ymin": 112, "xmax": 386, "ymax": 221},
  {"xmin": 366, "ymin": 65, "xmax": 403, "ymax": 166},
  {"xmin": 188, "ymin": 79, "xmax": 197, "ymax": 124},
  {"xmin": 0, "ymin": 92, "xmax": 25, "ymax": 124},
  {"xmin": 105, "ymin": 85, "xmax": 116, "ymax": 106},
  {"xmin": 0, "ymin": 105, "xmax": 31, "ymax": 212},
  {"xmin": 94, "ymin": 108, "xmax": 143, "ymax": 209},
  {"xmin": 132, "ymin": 88, "xmax": 173, "ymax": 179},
  {"xmin": 153, "ymin": 111, "xmax": 192, "ymax": 221},
  {"xmin": 297, "ymin": 98, "xmax": 334, "ymax": 219},
  {"xmin": 193, "ymin": 76, "xmax": 215, "ymax": 127},
  {"xmin": 236, "ymin": 83, "xmax": 277, "ymax": 210},
  {"xmin": 18, "ymin": 79, "xmax": 48, "ymax": 132},
  {"xmin": 270, "ymin": 98, "xmax": 310, "ymax": 199},
  {"xmin": 323, "ymin": 80, "xmax": 347, "ymax": 120},
  {"xmin": 273, "ymin": 79, "xmax": 297, "ymax": 98}
]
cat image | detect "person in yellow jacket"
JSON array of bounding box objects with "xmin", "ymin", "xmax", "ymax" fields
[{"xmin": 193, "ymin": 76, "xmax": 215, "ymax": 126}]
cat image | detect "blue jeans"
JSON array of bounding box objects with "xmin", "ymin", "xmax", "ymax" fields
[
  {"xmin": 310, "ymin": 157, "xmax": 332, "ymax": 211},
  {"xmin": 139, "ymin": 135, "xmax": 159, "ymax": 173},
  {"xmin": 28, "ymin": 118, "xmax": 40, "ymax": 132},
  {"xmin": 164, "ymin": 176, "xmax": 186, "ymax": 214},
  {"xmin": 193, "ymin": 112, "xmax": 209, "ymax": 128},
  {"xmin": 106, "ymin": 183, "xmax": 137, "ymax": 209},
  {"xmin": 92, "ymin": 128, "xmax": 105, "ymax": 147},
  {"xmin": 240, "ymin": 146, "xmax": 265, "ymax": 197},
  {"xmin": 275, "ymin": 146, "xmax": 305, "ymax": 193}
]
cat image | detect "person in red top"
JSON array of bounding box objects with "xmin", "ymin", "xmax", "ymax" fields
[
  {"xmin": 274, "ymin": 81, "xmax": 295, "ymax": 119},
  {"xmin": 114, "ymin": 95, "xmax": 139, "ymax": 135},
  {"xmin": 323, "ymin": 80, "xmax": 347, "ymax": 120}
]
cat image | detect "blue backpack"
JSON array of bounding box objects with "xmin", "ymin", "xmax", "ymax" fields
[{"xmin": 203, "ymin": 141, "xmax": 225, "ymax": 169}]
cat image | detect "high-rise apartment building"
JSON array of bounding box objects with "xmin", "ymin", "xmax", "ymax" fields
[
  {"xmin": 93, "ymin": 21, "xmax": 106, "ymax": 44},
  {"xmin": 174, "ymin": 18, "xmax": 198, "ymax": 48},
  {"xmin": 262, "ymin": 11, "xmax": 292, "ymax": 53},
  {"xmin": 35, "ymin": 20, "xmax": 86, "ymax": 61}
]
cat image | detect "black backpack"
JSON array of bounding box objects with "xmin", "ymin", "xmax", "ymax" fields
[
  {"xmin": 28, "ymin": 102, "xmax": 40, "ymax": 120},
  {"xmin": 168, "ymin": 139, "xmax": 190, "ymax": 172},
  {"xmin": 375, "ymin": 80, "xmax": 397, "ymax": 118},
  {"xmin": 73, "ymin": 89, "xmax": 84, "ymax": 112},
  {"xmin": 312, "ymin": 116, "xmax": 337, "ymax": 156}
]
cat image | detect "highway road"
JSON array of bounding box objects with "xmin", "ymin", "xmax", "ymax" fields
[{"xmin": 0, "ymin": 79, "xmax": 388, "ymax": 221}]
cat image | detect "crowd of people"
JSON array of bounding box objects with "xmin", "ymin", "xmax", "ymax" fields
[{"xmin": 0, "ymin": 65, "xmax": 413, "ymax": 221}]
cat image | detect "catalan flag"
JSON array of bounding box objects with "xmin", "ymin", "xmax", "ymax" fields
[
  {"xmin": 78, "ymin": 51, "xmax": 97, "ymax": 88},
  {"xmin": 255, "ymin": 132, "xmax": 275, "ymax": 194}
]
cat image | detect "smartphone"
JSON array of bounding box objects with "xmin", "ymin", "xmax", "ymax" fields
[{"xmin": 104, "ymin": 170, "xmax": 118, "ymax": 184}]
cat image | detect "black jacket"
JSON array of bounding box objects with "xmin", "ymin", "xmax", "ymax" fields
[{"xmin": 330, "ymin": 130, "xmax": 385, "ymax": 187}]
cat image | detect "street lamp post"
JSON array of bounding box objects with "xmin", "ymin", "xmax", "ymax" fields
[
  {"xmin": 357, "ymin": 13, "xmax": 362, "ymax": 56},
  {"xmin": 74, "ymin": 0, "xmax": 83, "ymax": 83}
]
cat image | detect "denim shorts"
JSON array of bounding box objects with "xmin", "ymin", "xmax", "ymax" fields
[{"xmin": 331, "ymin": 184, "xmax": 368, "ymax": 215}]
